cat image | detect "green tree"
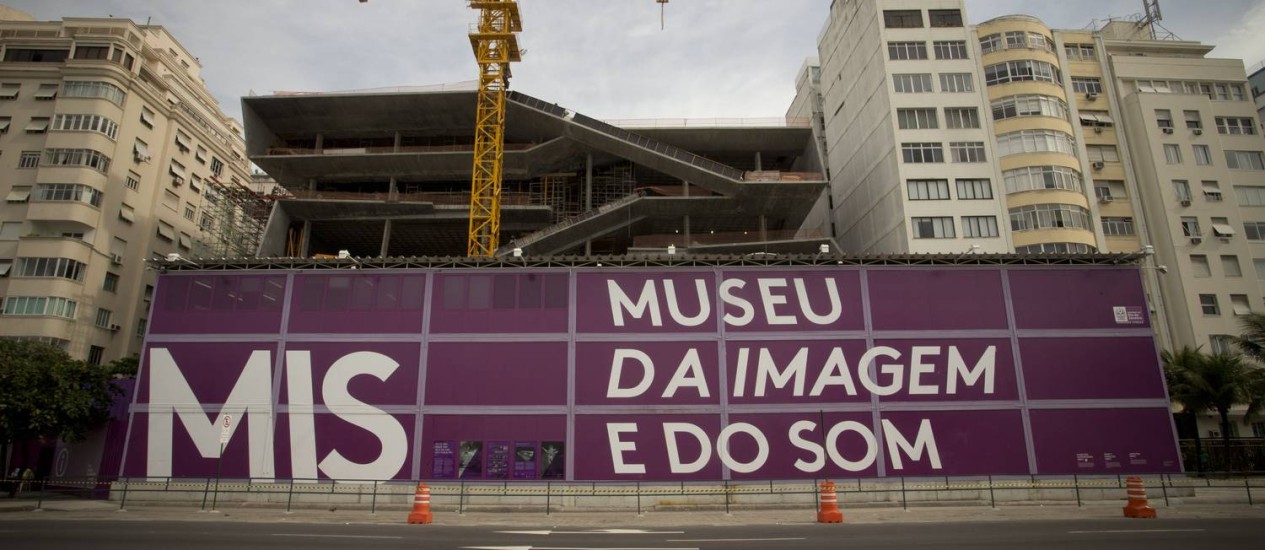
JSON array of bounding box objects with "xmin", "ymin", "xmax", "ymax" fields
[
  {"xmin": 105, "ymin": 354, "xmax": 139, "ymax": 378},
  {"xmin": 1233, "ymin": 312, "xmax": 1265, "ymax": 363},
  {"xmin": 0, "ymin": 340, "xmax": 121, "ymax": 475},
  {"xmin": 1162, "ymin": 345, "xmax": 1265, "ymax": 470}
]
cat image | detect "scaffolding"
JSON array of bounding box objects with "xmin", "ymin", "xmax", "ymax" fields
[
  {"xmin": 530, "ymin": 162, "xmax": 638, "ymax": 223},
  {"xmin": 196, "ymin": 177, "xmax": 274, "ymax": 258}
]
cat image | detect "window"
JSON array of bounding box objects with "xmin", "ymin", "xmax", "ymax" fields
[
  {"xmin": 992, "ymin": 95, "xmax": 1069, "ymax": 121},
  {"xmin": 984, "ymin": 60, "xmax": 1061, "ymax": 86},
  {"xmin": 1095, "ymin": 180, "xmax": 1126, "ymax": 201},
  {"xmin": 907, "ymin": 179, "xmax": 950, "ymax": 200},
  {"xmin": 0, "ymin": 222, "xmax": 19, "ymax": 240},
  {"xmin": 1064, "ymin": 43, "xmax": 1096, "ymax": 61},
  {"xmin": 1246, "ymin": 222, "xmax": 1265, "ymax": 241},
  {"xmin": 157, "ymin": 221, "xmax": 175, "ymax": 242},
  {"xmin": 897, "ymin": 108, "xmax": 937, "ymax": 129},
  {"xmin": 4, "ymin": 48, "xmax": 69, "ymax": 63},
  {"xmin": 1212, "ymin": 217, "xmax": 1235, "ymax": 238},
  {"xmin": 51, "ymin": 114, "xmax": 119, "ymax": 139},
  {"xmin": 1174, "ymin": 180, "xmax": 1192, "ymax": 202},
  {"xmin": 137, "ymin": 318, "xmax": 147, "ymax": 337},
  {"xmin": 62, "ymin": 81, "xmax": 125, "ymax": 105},
  {"xmin": 933, "ymin": 41, "xmax": 968, "ymax": 59},
  {"xmin": 1199, "ymin": 294, "xmax": 1220, "ymax": 316},
  {"xmin": 1216, "ymin": 117, "xmax": 1257, "ymax": 135},
  {"xmin": 210, "ymin": 157, "xmax": 224, "ymax": 177},
  {"xmin": 928, "ymin": 9, "xmax": 962, "ymax": 27},
  {"xmin": 170, "ymin": 160, "xmax": 187, "ymax": 184},
  {"xmin": 178, "ymin": 232, "xmax": 192, "ymax": 250},
  {"xmin": 0, "ymin": 116, "xmax": 8, "ymax": 133},
  {"xmin": 195, "ymin": 146, "xmax": 208, "ymax": 164},
  {"xmin": 1, "ymin": 296, "xmax": 77, "ymax": 319},
  {"xmin": 979, "ymin": 34, "xmax": 1004, "ymax": 54},
  {"xmin": 140, "ymin": 107, "xmax": 155, "ymax": 129},
  {"xmin": 19, "ymin": 151, "xmax": 40, "ymax": 168},
  {"xmin": 1222, "ymin": 255, "xmax": 1243, "ymax": 277},
  {"xmin": 901, "ymin": 142, "xmax": 943, "ymax": 163},
  {"xmin": 1193, "ymin": 145, "xmax": 1212, "ymax": 166},
  {"xmin": 950, "ymin": 142, "xmax": 987, "ymax": 163},
  {"xmin": 1155, "ymin": 109, "xmax": 1173, "ymax": 129},
  {"xmin": 956, "ymin": 179, "xmax": 993, "ymax": 200},
  {"xmin": 94, "ymin": 307, "xmax": 113, "ymax": 329},
  {"xmin": 939, "ymin": 73, "xmax": 973, "ymax": 93},
  {"xmin": 34, "ymin": 184, "xmax": 102, "ymax": 207},
  {"xmin": 42, "ymin": 148, "xmax": 112, "ymax": 173},
  {"xmin": 1071, "ymin": 77, "xmax": 1102, "ymax": 94},
  {"xmin": 200, "ymin": 213, "xmax": 215, "ymax": 231},
  {"xmin": 174, "ymin": 130, "xmax": 192, "ymax": 152},
  {"xmin": 1003, "ymin": 166, "xmax": 1083, "ymax": 194},
  {"xmin": 103, "ymin": 272, "xmax": 119, "ymax": 293},
  {"xmin": 162, "ymin": 190, "xmax": 179, "ymax": 211},
  {"xmin": 996, "ymin": 130, "xmax": 1077, "ymax": 157},
  {"xmin": 15, "ymin": 257, "xmax": 87, "ymax": 281},
  {"xmin": 1185, "ymin": 110, "xmax": 1202, "ymax": 129},
  {"xmin": 1101, "ymin": 217, "xmax": 1135, "ymax": 236},
  {"xmin": 883, "ymin": 10, "xmax": 922, "ymax": 28},
  {"xmin": 888, "ymin": 41, "xmax": 928, "ymax": 60},
  {"xmin": 6, "ymin": 186, "xmax": 32, "ymax": 203},
  {"xmin": 1009, "ymin": 204, "xmax": 1093, "ymax": 231},
  {"xmin": 1236, "ymin": 186, "xmax": 1265, "ymax": 206},
  {"xmin": 190, "ymin": 176, "xmax": 202, "ymax": 194},
  {"xmin": 0, "ymin": 82, "xmax": 18, "ymax": 99},
  {"xmin": 962, "ymin": 216, "xmax": 999, "ymax": 238},
  {"xmin": 184, "ymin": 204, "xmax": 196, "ymax": 221},
  {"xmin": 1203, "ymin": 181, "xmax": 1222, "ymax": 202},
  {"xmin": 1164, "ymin": 144, "xmax": 1183, "ymax": 165},
  {"xmin": 25, "ymin": 117, "xmax": 49, "ymax": 133},
  {"xmin": 944, "ymin": 107, "xmax": 980, "ymax": 129},
  {"xmin": 1015, "ymin": 243, "xmax": 1096, "ymax": 254},
  {"xmin": 126, "ymin": 171, "xmax": 140, "ymax": 191},
  {"xmin": 119, "ymin": 203, "xmax": 135, "ymax": 223},
  {"xmin": 87, "ymin": 346, "xmax": 104, "ymax": 366},
  {"xmin": 893, "ymin": 73, "xmax": 934, "ymax": 93},
  {"xmin": 1210, "ymin": 335, "xmax": 1235, "ymax": 357},
  {"xmin": 913, "ymin": 217, "xmax": 955, "ymax": 239},
  {"xmin": 1225, "ymin": 150, "xmax": 1265, "ymax": 170},
  {"xmin": 1192, "ymin": 255, "xmax": 1211, "ymax": 278},
  {"xmin": 1181, "ymin": 216, "xmax": 1201, "ymax": 237}
]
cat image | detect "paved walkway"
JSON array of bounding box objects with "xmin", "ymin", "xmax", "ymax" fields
[{"xmin": 2, "ymin": 497, "xmax": 1264, "ymax": 526}]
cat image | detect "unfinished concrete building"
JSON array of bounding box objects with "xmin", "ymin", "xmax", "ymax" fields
[{"xmin": 243, "ymin": 87, "xmax": 829, "ymax": 258}]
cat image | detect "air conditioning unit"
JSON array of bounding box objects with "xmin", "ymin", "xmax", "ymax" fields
[
  {"xmin": 172, "ymin": 176, "xmax": 184, "ymax": 186},
  {"xmin": 1085, "ymin": 92, "xmax": 1099, "ymax": 100},
  {"xmin": 1190, "ymin": 237, "xmax": 1202, "ymax": 245},
  {"xmin": 1092, "ymin": 161, "xmax": 1105, "ymax": 170},
  {"xmin": 1162, "ymin": 127, "xmax": 1174, "ymax": 134},
  {"xmin": 133, "ymin": 153, "xmax": 151, "ymax": 163},
  {"xmin": 108, "ymin": 324, "xmax": 121, "ymax": 332},
  {"xmin": 1180, "ymin": 199, "xmax": 1192, "ymax": 206},
  {"xmin": 1193, "ymin": 129, "xmax": 1203, "ymax": 136},
  {"xmin": 1093, "ymin": 126, "xmax": 1104, "ymax": 134},
  {"xmin": 110, "ymin": 254, "xmax": 123, "ymax": 265}
]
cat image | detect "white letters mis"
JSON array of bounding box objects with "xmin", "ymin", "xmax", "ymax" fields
[{"xmin": 144, "ymin": 348, "xmax": 408, "ymax": 481}]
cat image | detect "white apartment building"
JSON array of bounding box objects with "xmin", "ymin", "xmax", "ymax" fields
[
  {"xmin": 795, "ymin": 0, "xmax": 1265, "ymax": 438},
  {"xmin": 0, "ymin": 8, "xmax": 253, "ymax": 364}
]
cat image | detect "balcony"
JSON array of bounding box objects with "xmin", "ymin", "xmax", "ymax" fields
[
  {"xmin": 25, "ymin": 199, "xmax": 102, "ymax": 228},
  {"xmin": 15, "ymin": 235, "xmax": 94, "ymax": 265}
]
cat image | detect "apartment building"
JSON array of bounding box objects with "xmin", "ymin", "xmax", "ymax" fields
[{"xmin": 0, "ymin": 9, "xmax": 253, "ymax": 363}]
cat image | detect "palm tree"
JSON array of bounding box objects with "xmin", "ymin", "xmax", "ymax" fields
[
  {"xmin": 1233, "ymin": 313, "xmax": 1265, "ymax": 363},
  {"xmin": 1162, "ymin": 346, "xmax": 1265, "ymax": 470}
]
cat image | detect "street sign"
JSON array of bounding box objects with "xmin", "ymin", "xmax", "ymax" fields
[{"xmin": 219, "ymin": 414, "xmax": 232, "ymax": 444}]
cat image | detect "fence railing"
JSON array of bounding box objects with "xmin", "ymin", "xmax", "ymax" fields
[{"xmin": 5, "ymin": 473, "xmax": 1261, "ymax": 515}]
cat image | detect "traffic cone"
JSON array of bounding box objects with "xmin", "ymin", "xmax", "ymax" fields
[
  {"xmin": 816, "ymin": 480, "xmax": 844, "ymax": 523},
  {"xmin": 1122, "ymin": 476, "xmax": 1156, "ymax": 519},
  {"xmin": 407, "ymin": 482, "xmax": 433, "ymax": 524}
]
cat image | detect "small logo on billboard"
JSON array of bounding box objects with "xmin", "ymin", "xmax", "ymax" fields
[{"xmin": 1112, "ymin": 306, "xmax": 1145, "ymax": 325}]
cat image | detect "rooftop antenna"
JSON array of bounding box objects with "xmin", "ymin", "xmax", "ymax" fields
[
  {"xmin": 656, "ymin": 0, "xmax": 669, "ymax": 30},
  {"xmin": 1139, "ymin": 0, "xmax": 1161, "ymax": 40}
]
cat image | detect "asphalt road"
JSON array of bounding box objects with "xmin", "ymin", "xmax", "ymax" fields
[{"xmin": 1, "ymin": 518, "xmax": 1261, "ymax": 549}]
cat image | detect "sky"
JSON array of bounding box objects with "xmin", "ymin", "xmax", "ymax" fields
[{"xmin": 9, "ymin": 0, "xmax": 1265, "ymax": 123}]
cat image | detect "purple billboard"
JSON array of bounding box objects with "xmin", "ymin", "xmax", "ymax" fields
[{"xmin": 120, "ymin": 266, "xmax": 1181, "ymax": 481}]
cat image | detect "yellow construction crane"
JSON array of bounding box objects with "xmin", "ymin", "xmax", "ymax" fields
[{"xmin": 466, "ymin": 0, "xmax": 522, "ymax": 257}]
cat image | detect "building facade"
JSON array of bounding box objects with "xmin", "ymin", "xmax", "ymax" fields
[
  {"xmin": 0, "ymin": 10, "xmax": 254, "ymax": 363},
  {"xmin": 799, "ymin": 0, "xmax": 1265, "ymax": 438}
]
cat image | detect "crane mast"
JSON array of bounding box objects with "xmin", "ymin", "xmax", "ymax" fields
[{"xmin": 466, "ymin": 0, "xmax": 522, "ymax": 257}]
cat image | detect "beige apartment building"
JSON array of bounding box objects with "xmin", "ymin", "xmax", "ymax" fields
[
  {"xmin": 797, "ymin": 0, "xmax": 1265, "ymax": 436},
  {"xmin": 0, "ymin": 8, "xmax": 253, "ymax": 364}
]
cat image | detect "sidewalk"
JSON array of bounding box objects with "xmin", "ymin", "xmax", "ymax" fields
[{"xmin": 3, "ymin": 497, "xmax": 1264, "ymax": 526}]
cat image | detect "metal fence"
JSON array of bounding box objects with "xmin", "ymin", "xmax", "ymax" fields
[{"xmin": 4, "ymin": 473, "xmax": 1261, "ymax": 515}]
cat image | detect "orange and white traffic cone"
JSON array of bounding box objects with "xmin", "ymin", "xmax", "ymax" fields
[
  {"xmin": 407, "ymin": 482, "xmax": 433, "ymax": 524},
  {"xmin": 816, "ymin": 480, "xmax": 844, "ymax": 523},
  {"xmin": 1122, "ymin": 476, "xmax": 1156, "ymax": 519}
]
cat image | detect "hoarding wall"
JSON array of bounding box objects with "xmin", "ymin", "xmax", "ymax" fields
[{"xmin": 121, "ymin": 266, "xmax": 1181, "ymax": 481}]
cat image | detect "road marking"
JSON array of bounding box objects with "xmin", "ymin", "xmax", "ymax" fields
[
  {"xmin": 1067, "ymin": 529, "xmax": 1206, "ymax": 534},
  {"xmin": 496, "ymin": 529, "xmax": 685, "ymax": 536},
  {"xmin": 272, "ymin": 533, "xmax": 405, "ymax": 539},
  {"xmin": 667, "ymin": 538, "xmax": 806, "ymax": 542}
]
